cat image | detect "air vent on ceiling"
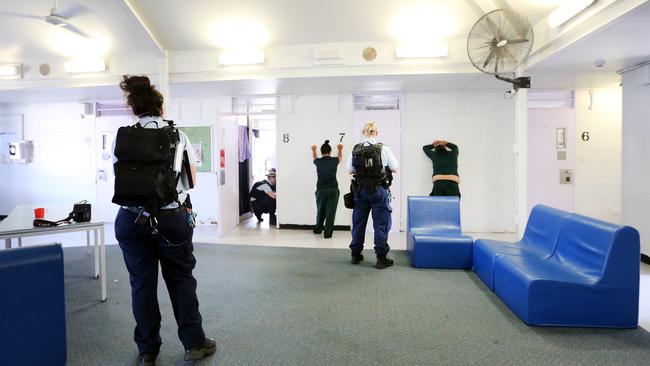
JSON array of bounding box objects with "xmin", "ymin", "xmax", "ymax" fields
[
  {"xmin": 95, "ymin": 102, "xmax": 133, "ymax": 117},
  {"xmin": 312, "ymin": 47, "xmax": 344, "ymax": 65},
  {"xmin": 353, "ymin": 94, "xmax": 400, "ymax": 111}
]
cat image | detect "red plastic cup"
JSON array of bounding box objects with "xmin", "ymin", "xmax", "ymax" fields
[{"xmin": 34, "ymin": 207, "xmax": 46, "ymax": 219}]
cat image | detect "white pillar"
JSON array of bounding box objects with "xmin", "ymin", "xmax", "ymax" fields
[
  {"xmin": 515, "ymin": 88, "xmax": 528, "ymax": 239},
  {"xmin": 158, "ymin": 52, "xmax": 170, "ymax": 115}
]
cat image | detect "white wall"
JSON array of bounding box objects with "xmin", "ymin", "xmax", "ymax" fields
[
  {"xmin": 403, "ymin": 92, "xmax": 517, "ymax": 233},
  {"xmin": 574, "ymin": 88, "xmax": 622, "ymax": 223},
  {"xmin": 622, "ymin": 70, "xmax": 650, "ymax": 256},
  {"xmin": 276, "ymin": 94, "xmax": 355, "ymax": 227},
  {"xmin": 166, "ymin": 97, "xmax": 232, "ymax": 226},
  {"xmin": 0, "ymin": 102, "xmax": 96, "ymax": 214},
  {"xmin": 276, "ymin": 91, "xmax": 518, "ymax": 233}
]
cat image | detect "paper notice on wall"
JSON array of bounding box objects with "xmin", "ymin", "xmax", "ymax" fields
[{"xmin": 192, "ymin": 143, "xmax": 203, "ymax": 167}]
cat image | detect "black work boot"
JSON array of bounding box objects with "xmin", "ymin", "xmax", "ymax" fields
[
  {"xmin": 351, "ymin": 252, "xmax": 364, "ymax": 265},
  {"xmin": 184, "ymin": 338, "xmax": 217, "ymax": 361},
  {"xmin": 137, "ymin": 353, "xmax": 156, "ymax": 366},
  {"xmin": 376, "ymin": 255, "xmax": 394, "ymax": 269}
]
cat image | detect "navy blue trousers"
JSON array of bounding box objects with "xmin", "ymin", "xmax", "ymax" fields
[
  {"xmin": 350, "ymin": 186, "xmax": 392, "ymax": 256},
  {"xmin": 115, "ymin": 208, "xmax": 206, "ymax": 355}
]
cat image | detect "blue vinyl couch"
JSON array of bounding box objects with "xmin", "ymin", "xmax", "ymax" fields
[
  {"xmin": 474, "ymin": 205, "xmax": 640, "ymax": 328},
  {"xmin": 406, "ymin": 196, "xmax": 473, "ymax": 269},
  {"xmin": 0, "ymin": 244, "xmax": 67, "ymax": 365}
]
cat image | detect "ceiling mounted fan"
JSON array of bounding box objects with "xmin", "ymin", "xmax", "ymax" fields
[
  {"xmin": 0, "ymin": 0, "xmax": 89, "ymax": 37},
  {"xmin": 467, "ymin": 9, "xmax": 534, "ymax": 91}
]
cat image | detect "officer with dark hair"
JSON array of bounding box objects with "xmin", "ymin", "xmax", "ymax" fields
[
  {"xmin": 311, "ymin": 140, "xmax": 343, "ymax": 238},
  {"xmin": 114, "ymin": 75, "xmax": 216, "ymax": 366},
  {"xmin": 422, "ymin": 140, "xmax": 461, "ymax": 197},
  {"xmin": 346, "ymin": 122, "xmax": 399, "ymax": 269},
  {"xmin": 250, "ymin": 169, "xmax": 277, "ymax": 226}
]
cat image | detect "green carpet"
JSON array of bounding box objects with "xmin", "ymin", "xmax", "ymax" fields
[{"xmin": 64, "ymin": 244, "xmax": 650, "ymax": 365}]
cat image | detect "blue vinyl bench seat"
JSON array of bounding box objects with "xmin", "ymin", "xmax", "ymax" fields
[
  {"xmin": 407, "ymin": 196, "xmax": 473, "ymax": 269},
  {"xmin": 473, "ymin": 205, "xmax": 640, "ymax": 328}
]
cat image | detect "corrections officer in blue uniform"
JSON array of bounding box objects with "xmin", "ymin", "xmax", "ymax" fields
[
  {"xmin": 114, "ymin": 75, "xmax": 216, "ymax": 366},
  {"xmin": 346, "ymin": 121, "xmax": 399, "ymax": 269}
]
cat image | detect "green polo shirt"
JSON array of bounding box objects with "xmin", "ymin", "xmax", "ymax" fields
[
  {"xmin": 314, "ymin": 156, "xmax": 339, "ymax": 189},
  {"xmin": 423, "ymin": 143, "xmax": 459, "ymax": 176}
]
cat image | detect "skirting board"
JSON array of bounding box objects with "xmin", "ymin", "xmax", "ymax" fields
[{"xmin": 279, "ymin": 224, "xmax": 351, "ymax": 231}]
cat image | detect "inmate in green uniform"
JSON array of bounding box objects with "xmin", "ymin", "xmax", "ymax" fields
[
  {"xmin": 313, "ymin": 156, "xmax": 340, "ymax": 238},
  {"xmin": 422, "ymin": 142, "xmax": 461, "ymax": 197}
]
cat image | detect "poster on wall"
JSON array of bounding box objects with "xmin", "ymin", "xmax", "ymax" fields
[
  {"xmin": 192, "ymin": 143, "xmax": 203, "ymax": 167},
  {"xmin": 178, "ymin": 126, "xmax": 212, "ymax": 172}
]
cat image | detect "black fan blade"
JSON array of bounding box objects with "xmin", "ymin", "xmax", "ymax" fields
[
  {"xmin": 0, "ymin": 11, "xmax": 41, "ymax": 20},
  {"xmin": 507, "ymin": 39, "xmax": 530, "ymax": 44},
  {"xmin": 483, "ymin": 48, "xmax": 497, "ymax": 69}
]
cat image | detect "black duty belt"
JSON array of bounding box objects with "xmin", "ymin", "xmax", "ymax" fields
[{"xmin": 122, "ymin": 206, "xmax": 184, "ymax": 215}]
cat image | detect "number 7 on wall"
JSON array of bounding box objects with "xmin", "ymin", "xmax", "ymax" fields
[{"xmin": 339, "ymin": 133, "xmax": 345, "ymax": 142}]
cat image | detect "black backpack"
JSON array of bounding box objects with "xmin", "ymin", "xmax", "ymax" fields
[
  {"xmin": 352, "ymin": 143, "xmax": 385, "ymax": 186},
  {"xmin": 112, "ymin": 120, "xmax": 181, "ymax": 212}
]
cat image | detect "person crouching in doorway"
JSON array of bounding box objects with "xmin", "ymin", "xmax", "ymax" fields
[
  {"xmin": 250, "ymin": 169, "xmax": 277, "ymax": 226},
  {"xmin": 311, "ymin": 140, "xmax": 343, "ymax": 238}
]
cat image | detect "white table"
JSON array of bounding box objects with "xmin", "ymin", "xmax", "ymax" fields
[{"xmin": 0, "ymin": 204, "xmax": 107, "ymax": 301}]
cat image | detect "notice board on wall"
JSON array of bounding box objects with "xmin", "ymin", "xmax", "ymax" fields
[{"xmin": 178, "ymin": 126, "xmax": 212, "ymax": 173}]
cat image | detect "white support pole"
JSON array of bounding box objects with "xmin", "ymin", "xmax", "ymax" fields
[
  {"xmin": 515, "ymin": 88, "xmax": 528, "ymax": 239},
  {"xmin": 159, "ymin": 55, "xmax": 170, "ymax": 116}
]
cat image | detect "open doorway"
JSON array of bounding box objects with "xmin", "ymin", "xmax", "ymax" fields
[{"xmin": 227, "ymin": 97, "xmax": 276, "ymax": 224}]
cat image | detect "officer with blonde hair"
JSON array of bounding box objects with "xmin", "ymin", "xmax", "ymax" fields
[{"xmin": 346, "ymin": 121, "xmax": 399, "ymax": 269}]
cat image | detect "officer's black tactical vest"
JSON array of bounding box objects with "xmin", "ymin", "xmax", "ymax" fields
[{"xmin": 112, "ymin": 120, "xmax": 180, "ymax": 212}]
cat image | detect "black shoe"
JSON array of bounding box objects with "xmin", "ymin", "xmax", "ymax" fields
[
  {"xmin": 376, "ymin": 255, "xmax": 394, "ymax": 269},
  {"xmin": 351, "ymin": 252, "xmax": 364, "ymax": 264},
  {"xmin": 137, "ymin": 353, "xmax": 156, "ymax": 366},
  {"xmin": 184, "ymin": 338, "xmax": 217, "ymax": 361},
  {"xmin": 323, "ymin": 233, "xmax": 332, "ymax": 239},
  {"xmin": 269, "ymin": 215, "xmax": 277, "ymax": 226},
  {"xmin": 313, "ymin": 227, "xmax": 323, "ymax": 234}
]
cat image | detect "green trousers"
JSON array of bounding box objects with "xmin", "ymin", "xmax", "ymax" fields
[{"xmin": 314, "ymin": 187, "xmax": 340, "ymax": 238}]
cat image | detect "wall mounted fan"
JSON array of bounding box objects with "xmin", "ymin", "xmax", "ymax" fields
[
  {"xmin": 0, "ymin": 0, "xmax": 89, "ymax": 37},
  {"xmin": 467, "ymin": 9, "xmax": 534, "ymax": 90}
]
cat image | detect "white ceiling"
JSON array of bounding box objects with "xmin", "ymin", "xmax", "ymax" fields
[
  {"xmin": 530, "ymin": 1, "xmax": 650, "ymax": 73},
  {"xmin": 0, "ymin": 0, "xmax": 560, "ymax": 60},
  {"xmin": 0, "ymin": 0, "xmax": 160, "ymax": 61},
  {"xmin": 131, "ymin": 0, "xmax": 557, "ymax": 50}
]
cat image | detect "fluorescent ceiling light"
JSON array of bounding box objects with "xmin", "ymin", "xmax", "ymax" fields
[
  {"xmin": 395, "ymin": 43, "xmax": 448, "ymax": 58},
  {"xmin": 64, "ymin": 59, "xmax": 106, "ymax": 73},
  {"xmin": 218, "ymin": 50, "xmax": 265, "ymax": 65},
  {"xmin": 391, "ymin": 6, "xmax": 456, "ymax": 43},
  {"xmin": 0, "ymin": 64, "xmax": 22, "ymax": 79},
  {"xmin": 548, "ymin": 0, "xmax": 596, "ymax": 28},
  {"xmin": 211, "ymin": 20, "xmax": 269, "ymax": 49}
]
